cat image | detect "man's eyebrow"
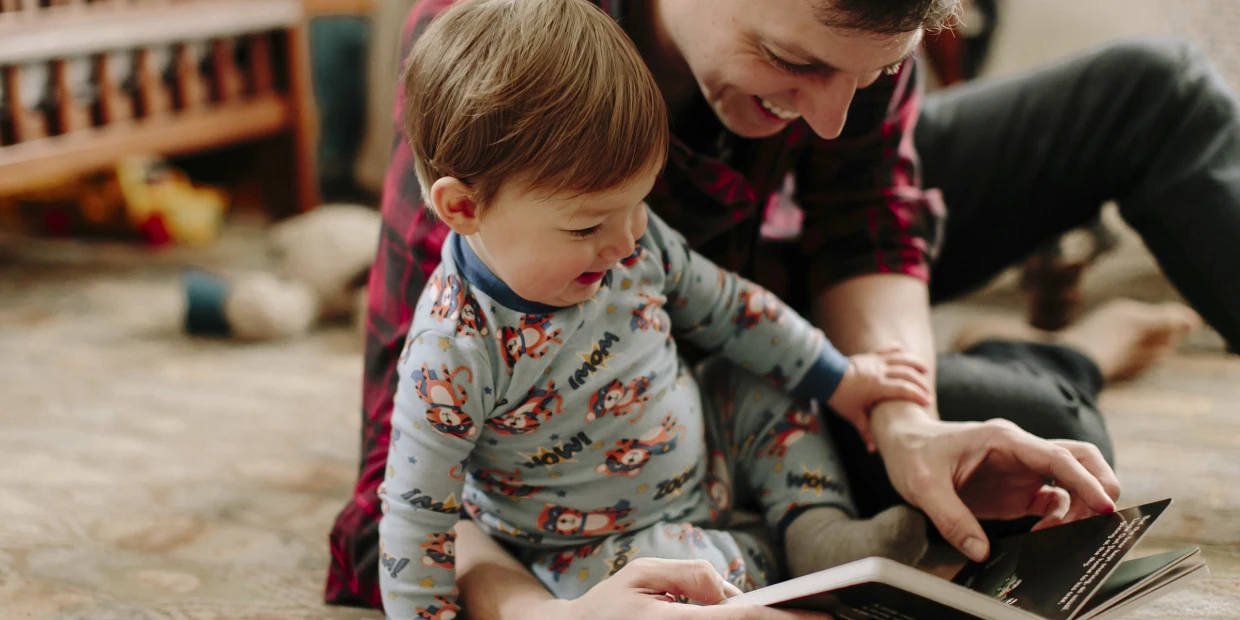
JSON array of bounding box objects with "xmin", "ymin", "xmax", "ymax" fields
[{"xmin": 764, "ymin": 35, "xmax": 919, "ymax": 74}]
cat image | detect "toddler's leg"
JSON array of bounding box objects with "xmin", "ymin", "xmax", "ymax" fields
[
  {"xmin": 697, "ymin": 358, "xmax": 928, "ymax": 578},
  {"xmin": 523, "ymin": 523, "xmax": 777, "ymax": 600}
]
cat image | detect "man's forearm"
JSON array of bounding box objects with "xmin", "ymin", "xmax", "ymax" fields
[
  {"xmin": 813, "ymin": 273, "xmax": 940, "ymax": 432},
  {"xmin": 455, "ymin": 520, "xmax": 567, "ymax": 620}
]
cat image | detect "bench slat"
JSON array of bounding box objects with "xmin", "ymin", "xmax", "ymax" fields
[{"xmin": 0, "ymin": 0, "xmax": 303, "ymax": 64}]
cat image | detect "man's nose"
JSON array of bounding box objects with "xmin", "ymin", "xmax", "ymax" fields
[{"xmin": 797, "ymin": 72, "xmax": 859, "ymax": 140}]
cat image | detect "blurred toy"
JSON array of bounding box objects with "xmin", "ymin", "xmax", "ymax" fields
[
  {"xmin": 183, "ymin": 203, "xmax": 381, "ymax": 341},
  {"xmin": 0, "ymin": 154, "xmax": 228, "ymax": 246},
  {"xmin": 116, "ymin": 155, "xmax": 229, "ymax": 246}
]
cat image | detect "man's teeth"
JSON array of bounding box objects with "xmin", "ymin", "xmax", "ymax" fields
[{"xmin": 760, "ymin": 98, "xmax": 800, "ymax": 120}]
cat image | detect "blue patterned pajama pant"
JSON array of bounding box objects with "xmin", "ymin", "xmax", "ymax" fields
[{"xmin": 520, "ymin": 357, "xmax": 856, "ymax": 598}]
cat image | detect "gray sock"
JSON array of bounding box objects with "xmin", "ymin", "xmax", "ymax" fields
[{"xmin": 783, "ymin": 505, "xmax": 929, "ymax": 578}]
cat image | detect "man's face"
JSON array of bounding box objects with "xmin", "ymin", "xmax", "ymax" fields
[{"xmin": 662, "ymin": 0, "xmax": 923, "ymax": 139}]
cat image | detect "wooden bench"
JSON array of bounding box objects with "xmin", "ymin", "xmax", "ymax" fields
[{"xmin": 0, "ymin": 0, "xmax": 357, "ymax": 215}]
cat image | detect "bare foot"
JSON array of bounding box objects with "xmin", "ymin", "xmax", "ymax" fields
[{"xmin": 954, "ymin": 299, "xmax": 1202, "ymax": 382}]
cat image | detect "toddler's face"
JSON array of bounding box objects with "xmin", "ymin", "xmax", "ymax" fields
[{"xmin": 469, "ymin": 168, "xmax": 657, "ymax": 307}]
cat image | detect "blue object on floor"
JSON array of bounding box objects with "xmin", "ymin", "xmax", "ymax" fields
[{"xmin": 183, "ymin": 269, "xmax": 232, "ymax": 337}]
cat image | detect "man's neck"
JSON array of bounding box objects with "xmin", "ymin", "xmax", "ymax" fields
[{"xmin": 627, "ymin": 0, "xmax": 698, "ymax": 119}]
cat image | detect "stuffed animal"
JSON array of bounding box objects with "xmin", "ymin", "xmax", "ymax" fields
[
  {"xmin": 183, "ymin": 203, "xmax": 381, "ymax": 341},
  {"xmin": 0, "ymin": 154, "xmax": 228, "ymax": 246}
]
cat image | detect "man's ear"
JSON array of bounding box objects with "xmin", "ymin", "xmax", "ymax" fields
[{"xmin": 429, "ymin": 177, "xmax": 481, "ymax": 235}]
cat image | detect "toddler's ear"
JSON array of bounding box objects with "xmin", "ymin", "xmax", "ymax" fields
[{"xmin": 429, "ymin": 177, "xmax": 480, "ymax": 235}]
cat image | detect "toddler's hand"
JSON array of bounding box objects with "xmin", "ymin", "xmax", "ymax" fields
[{"xmin": 826, "ymin": 345, "xmax": 933, "ymax": 451}]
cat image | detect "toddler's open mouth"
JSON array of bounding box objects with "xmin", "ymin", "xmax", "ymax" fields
[{"xmin": 575, "ymin": 271, "xmax": 605, "ymax": 285}]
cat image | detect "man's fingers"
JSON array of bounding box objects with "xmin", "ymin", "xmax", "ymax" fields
[
  {"xmin": 1008, "ymin": 434, "xmax": 1116, "ymax": 516},
  {"xmin": 611, "ymin": 559, "xmax": 836, "ymax": 619},
  {"xmin": 1029, "ymin": 486, "xmax": 1071, "ymax": 531},
  {"xmin": 914, "ymin": 479, "xmax": 991, "ymax": 562},
  {"xmin": 874, "ymin": 344, "xmax": 905, "ymax": 355},
  {"xmin": 1061, "ymin": 492, "xmax": 1101, "ymax": 525},
  {"xmin": 622, "ymin": 558, "xmax": 731, "ymax": 605},
  {"xmin": 1058, "ymin": 440, "xmax": 1121, "ymax": 502}
]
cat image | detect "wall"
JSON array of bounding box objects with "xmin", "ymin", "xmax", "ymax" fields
[{"xmin": 980, "ymin": 0, "xmax": 1239, "ymax": 88}]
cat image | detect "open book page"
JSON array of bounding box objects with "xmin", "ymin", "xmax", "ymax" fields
[
  {"xmin": 1075, "ymin": 547, "xmax": 1200, "ymax": 619},
  {"xmin": 723, "ymin": 557, "xmax": 1037, "ymax": 620},
  {"xmin": 951, "ymin": 499, "xmax": 1172, "ymax": 620},
  {"xmin": 771, "ymin": 580, "xmax": 1008, "ymax": 620},
  {"xmin": 1087, "ymin": 561, "xmax": 1210, "ymax": 620}
]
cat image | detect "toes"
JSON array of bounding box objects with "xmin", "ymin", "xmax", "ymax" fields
[
  {"xmin": 1144, "ymin": 303, "xmax": 1201, "ymax": 338},
  {"xmin": 1161, "ymin": 303, "xmax": 1202, "ymax": 333}
]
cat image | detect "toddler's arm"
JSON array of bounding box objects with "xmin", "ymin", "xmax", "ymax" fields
[
  {"xmin": 379, "ymin": 330, "xmax": 492, "ymax": 618},
  {"xmin": 649, "ymin": 212, "xmax": 930, "ymax": 417}
]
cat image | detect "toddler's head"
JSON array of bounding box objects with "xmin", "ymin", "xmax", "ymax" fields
[{"xmin": 404, "ymin": 0, "xmax": 669, "ymax": 307}]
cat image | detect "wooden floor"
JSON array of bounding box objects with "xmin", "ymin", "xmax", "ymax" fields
[{"xmin": 0, "ymin": 213, "xmax": 1237, "ymax": 618}]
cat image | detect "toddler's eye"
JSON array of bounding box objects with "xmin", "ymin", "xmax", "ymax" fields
[{"xmin": 569, "ymin": 225, "xmax": 602, "ymax": 239}]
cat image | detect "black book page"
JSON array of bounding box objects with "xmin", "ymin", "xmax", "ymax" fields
[
  {"xmin": 951, "ymin": 499, "xmax": 1171, "ymax": 620},
  {"xmin": 773, "ymin": 582, "xmax": 984, "ymax": 620}
]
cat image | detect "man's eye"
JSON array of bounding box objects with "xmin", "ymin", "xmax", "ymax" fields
[
  {"xmin": 569, "ymin": 225, "xmax": 602, "ymax": 239},
  {"xmin": 763, "ymin": 48, "xmax": 817, "ymax": 76}
]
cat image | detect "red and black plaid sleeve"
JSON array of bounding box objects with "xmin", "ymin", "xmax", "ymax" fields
[
  {"xmin": 794, "ymin": 56, "xmax": 946, "ymax": 291},
  {"xmin": 324, "ymin": 0, "xmax": 454, "ymax": 607}
]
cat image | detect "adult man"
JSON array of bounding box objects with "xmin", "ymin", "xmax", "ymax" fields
[{"xmin": 328, "ymin": 0, "xmax": 1220, "ymax": 614}]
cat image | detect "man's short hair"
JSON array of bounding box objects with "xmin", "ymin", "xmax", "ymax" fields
[{"xmin": 815, "ymin": 0, "xmax": 961, "ymax": 35}]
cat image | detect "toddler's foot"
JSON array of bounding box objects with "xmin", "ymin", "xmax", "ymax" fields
[{"xmin": 784, "ymin": 505, "xmax": 928, "ymax": 578}]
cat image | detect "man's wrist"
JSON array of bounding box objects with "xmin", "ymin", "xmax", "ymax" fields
[
  {"xmin": 518, "ymin": 598, "xmax": 573, "ymax": 620},
  {"xmin": 870, "ymin": 400, "xmax": 937, "ymax": 451}
]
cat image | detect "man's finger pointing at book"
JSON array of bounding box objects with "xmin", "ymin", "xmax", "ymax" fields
[{"xmin": 1012, "ymin": 437, "xmax": 1118, "ymax": 517}]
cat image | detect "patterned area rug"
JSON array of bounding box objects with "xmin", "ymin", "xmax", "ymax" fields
[
  {"xmin": 0, "ymin": 223, "xmax": 378, "ymax": 619},
  {"xmin": 1, "ymin": 213, "xmax": 1238, "ymax": 618}
]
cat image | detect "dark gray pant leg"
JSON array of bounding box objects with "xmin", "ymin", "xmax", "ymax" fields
[{"xmin": 917, "ymin": 37, "xmax": 1240, "ymax": 348}]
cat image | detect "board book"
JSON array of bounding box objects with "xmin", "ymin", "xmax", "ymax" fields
[{"xmin": 723, "ymin": 499, "xmax": 1207, "ymax": 619}]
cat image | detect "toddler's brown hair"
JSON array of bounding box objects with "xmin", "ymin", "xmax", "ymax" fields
[{"xmin": 403, "ymin": 0, "xmax": 669, "ymax": 209}]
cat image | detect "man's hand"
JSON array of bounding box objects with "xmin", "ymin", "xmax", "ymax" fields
[
  {"xmin": 873, "ymin": 411, "xmax": 1121, "ymax": 562},
  {"xmin": 552, "ymin": 558, "xmax": 831, "ymax": 620}
]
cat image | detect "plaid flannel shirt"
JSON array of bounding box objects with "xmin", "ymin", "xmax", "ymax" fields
[{"xmin": 325, "ymin": 0, "xmax": 945, "ymax": 607}]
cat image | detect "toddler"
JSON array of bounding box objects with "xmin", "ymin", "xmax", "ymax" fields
[{"xmin": 380, "ymin": 0, "xmax": 933, "ymax": 616}]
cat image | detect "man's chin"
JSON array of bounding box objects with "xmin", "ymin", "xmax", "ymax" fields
[
  {"xmin": 729, "ymin": 122, "xmax": 789, "ymax": 139},
  {"xmin": 717, "ymin": 109, "xmax": 791, "ymax": 139}
]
